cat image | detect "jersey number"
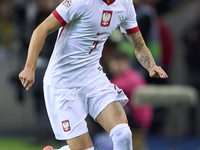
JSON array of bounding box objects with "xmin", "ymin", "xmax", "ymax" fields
[{"xmin": 89, "ymin": 41, "xmax": 99, "ymax": 54}]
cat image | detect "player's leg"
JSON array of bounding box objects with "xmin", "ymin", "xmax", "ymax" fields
[
  {"xmin": 96, "ymin": 101, "xmax": 133, "ymax": 150},
  {"xmin": 44, "ymin": 132, "xmax": 94, "ymax": 150},
  {"xmin": 66, "ymin": 132, "xmax": 94, "ymax": 149},
  {"xmin": 43, "ymin": 84, "xmax": 94, "ymax": 150},
  {"xmin": 87, "ymin": 73, "xmax": 132, "ymax": 149},
  {"xmin": 42, "ymin": 133, "xmax": 94, "ymax": 149}
]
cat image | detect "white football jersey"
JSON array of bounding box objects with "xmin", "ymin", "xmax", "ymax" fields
[{"xmin": 44, "ymin": 0, "xmax": 139, "ymax": 88}]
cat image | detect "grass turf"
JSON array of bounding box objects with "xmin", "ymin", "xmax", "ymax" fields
[{"xmin": 0, "ymin": 136, "xmax": 60, "ymax": 150}]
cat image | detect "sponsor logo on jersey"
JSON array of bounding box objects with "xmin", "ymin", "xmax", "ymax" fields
[
  {"xmin": 62, "ymin": 120, "xmax": 71, "ymax": 132},
  {"xmin": 114, "ymin": 84, "xmax": 123, "ymax": 94},
  {"xmin": 101, "ymin": 10, "xmax": 113, "ymax": 27},
  {"xmin": 62, "ymin": 0, "xmax": 73, "ymax": 10}
]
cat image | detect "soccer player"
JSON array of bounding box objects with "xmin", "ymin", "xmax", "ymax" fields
[{"xmin": 19, "ymin": 0, "xmax": 168, "ymax": 149}]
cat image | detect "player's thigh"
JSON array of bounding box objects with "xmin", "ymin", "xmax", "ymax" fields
[
  {"xmin": 66, "ymin": 132, "xmax": 93, "ymax": 150},
  {"xmin": 96, "ymin": 101, "xmax": 128, "ymax": 133}
]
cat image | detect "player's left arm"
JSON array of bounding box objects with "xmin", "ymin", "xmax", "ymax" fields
[{"xmin": 125, "ymin": 31, "xmax": 168, "ymax": 78}]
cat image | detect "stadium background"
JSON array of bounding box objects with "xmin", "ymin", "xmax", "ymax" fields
[{"xmin": 0, "ymin": 0, "xmax": 200, "ymax": 149}]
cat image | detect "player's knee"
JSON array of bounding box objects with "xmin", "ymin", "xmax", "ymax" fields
[{"xmin": 110, "ymin": 123, "xmax": 132, "ymax": 145}]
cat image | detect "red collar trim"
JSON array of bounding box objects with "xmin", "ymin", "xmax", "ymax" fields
[{"xmin": 102, "ymin": 0, "xmax": 115, "ymax": 5}]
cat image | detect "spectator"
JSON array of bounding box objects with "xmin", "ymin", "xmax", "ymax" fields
[
  {"xmin": 183, "ymin": 7, "xmax": 200, "ymax": 91},
  {"xmin": 0, "ymin": 0, "xmax": 13, "ymax": 52}
]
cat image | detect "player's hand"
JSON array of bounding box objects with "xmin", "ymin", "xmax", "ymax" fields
[
  {"xmin": 18, "ymin": 68, "xmax": 35, "ymax": 91},
  {"xmin": 149, "ymin": 66, "xmax": 168, "ymax": 79}
]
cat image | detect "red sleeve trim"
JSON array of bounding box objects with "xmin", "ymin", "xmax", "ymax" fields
[
  {"xmin": 126, "ymin": 26, "xmax": 140, "ymax": 34},
  {"xmin": 52, "ymin": 10, "xmax": 67, "ymax": 26}
]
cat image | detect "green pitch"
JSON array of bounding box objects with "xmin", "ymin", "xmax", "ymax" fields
[{"xmin": 0, "ymin": 136, "xmax": 59, "ymax": 150}]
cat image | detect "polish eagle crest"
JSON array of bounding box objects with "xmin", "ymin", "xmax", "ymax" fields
[
  {"xmin": 102, "ymin": 12, "xmax": 111, "ymax": 25},
  {"xmin": 101, "ymin": 10, "xmax": 113, "ymax": 27}
]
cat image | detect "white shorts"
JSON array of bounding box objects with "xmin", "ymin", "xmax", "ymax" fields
[{"xmin": 43, "ymin": 73, "xmax": 128, "ymax": 140}]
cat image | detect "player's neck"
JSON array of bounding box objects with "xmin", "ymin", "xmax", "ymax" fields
[{"xmin": 105, "ymin": 0, "xmax": 114, "ymax": 3}]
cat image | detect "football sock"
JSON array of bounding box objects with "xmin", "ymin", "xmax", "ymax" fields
[{"xmin": 110, "ymin": 123, "xmax": 133, "ymax": 150}]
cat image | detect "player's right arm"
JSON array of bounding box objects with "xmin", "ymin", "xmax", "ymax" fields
[
  {"xmin": 19, "ymin": 13, "xmax": 62, "ymax": 91},
  {"xmin": 125, "ymin": 31, "xmax": 168, "ymax": 79}
]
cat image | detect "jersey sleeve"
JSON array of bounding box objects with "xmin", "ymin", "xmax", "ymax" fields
[
  {"xmin": 52, "ymin": 0, "xmax": 85, "ymax": 26},
  {"xmin": 120, "ymin": 0, "xmax": 139, "ymax": 34}
]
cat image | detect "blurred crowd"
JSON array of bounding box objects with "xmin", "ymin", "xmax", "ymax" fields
[
  {"xmin": 0, "ymin": 0, "xmax": 62, "ymax": 144},
  {"xmin": 0, "ymin": 0, "xmax": 200, "ymax": 149}
]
